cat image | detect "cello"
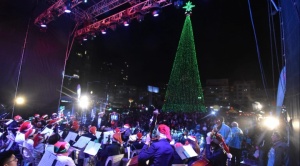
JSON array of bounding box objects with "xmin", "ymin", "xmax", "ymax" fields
[{"xmin": 127, "ymin": 109, "xmax": 159, "ymax": 166}]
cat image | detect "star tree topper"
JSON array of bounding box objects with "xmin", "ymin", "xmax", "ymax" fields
[{"xmin": 183, "ymin": 1, "xmax": 195, "ymax": 14}]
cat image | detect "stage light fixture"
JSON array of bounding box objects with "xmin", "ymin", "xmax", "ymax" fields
[
  {"xmin": 40, "ymin": 20, "xmax": 47, "ymax": 28},
  {"xmin": 123, "ymin": 20, "xmax": 130, "ymax": 26},
  {"xmin": 64, "ymin": 1, "xmax": 72, "ymax": 13},
  {"xmin": 101, "ymin": 28, "xmax": 107, "ymax": 34},
  {"xmin": 151, "ymin": 3, "xmax": 161, "ymax": 17},
  {"xmin": 83, "ymin": 35, "xmax": 88, "ymax": 41}
]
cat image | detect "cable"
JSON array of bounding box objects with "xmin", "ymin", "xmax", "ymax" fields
[
  {"xmin": 247, "ymin": 0, "xmax": 269, "ymax": 100},
  {"xmin": 267, "ymin": 0, "xmax": 276, "ymax": 101},
  {"xmin": 11, "ymin": 18, "xmax": 31, "ymax": 119},
  {"xmin": 57, "ymin": 23, "xmax": 79, "ymax": 114}
]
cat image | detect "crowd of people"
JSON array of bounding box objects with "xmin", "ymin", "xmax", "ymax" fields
[{"xmin": 0, "ymin": 109, "xmax": 289, "ymax": 166}]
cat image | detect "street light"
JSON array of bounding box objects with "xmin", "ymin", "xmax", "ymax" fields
[
  {"xmin": 15, "ymin": 96, "xmax": 25, "ymax": 105},
  {"xmin": 129, "ymin": 98, "xmax": 134, "ymax": 107}
]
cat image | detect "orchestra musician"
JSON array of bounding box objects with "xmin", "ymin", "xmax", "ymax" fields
[
  {"xmin": 97, "ymin": 131, "xmax": 123, "ymax": 166},
  {"xmin": 130, "ymin": 132, "xmax": 145, "ymax": 151},
  {"xmin": 205, "ymin": 130, "xmax": 232, "ymax": 166},
  {"xmin": 7, "ymin": 115, "xmax": 23, "ymax": 136},
  {"xmin": 32, "ymin": 133, "xmax": 45, "ymax": 166},
  {"xmin": 79, "ymin": 126, "xmax": 98, "ymax": 166},
  {"xmin": 15, "ymin": 121, "xmax": 33, "ymax": 145},
  {"xmin": 54, "ymin": 141, "xmax": 76, "ymax": 166},
  {"xmin": 122, "ymin": 124, "xmax": 131, "ymax": 143},
  {"xmin": 138, "ymin": 124, "xmax": 174, "ymax": 166},
  {"xmin": 109, "ymin": 112, "xmax": 119, "ymax": 129},
  {"xmin": 92, "ymin": 112, "xmax": 108, "ymax": 131},
  {"xmin": 185, "ymin": 136, "xmax": 201, "ymax": 165}
]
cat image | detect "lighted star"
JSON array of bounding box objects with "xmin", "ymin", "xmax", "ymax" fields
[{"xmin": 183, "ymin": 1, "xmax": 195, "ymax": 13}]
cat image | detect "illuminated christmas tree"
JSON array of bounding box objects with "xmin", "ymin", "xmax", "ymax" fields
[{"xmin": 162, "ymin": 1, "xmax": 206, "ymax": 113}]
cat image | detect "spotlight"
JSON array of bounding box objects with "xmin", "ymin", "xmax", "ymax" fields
[
  {"xmin": 101, "ymin": 28, "xmax": 107, "ymax": 34},
  {"xmin": 64, "ymin": 1, "xmax": 72, "ymax": 13},
  {"xmin": 123, "ymin": 19, "xmax": 130, "ymax": 26},
  {"xmin": 151, "ymin": 3, "xmax": 161, "ymax": 17},
  {"xmin": 263, "ymin": 116, "xmax": 279, "ymax": 130},
  {"xmin": 83, "ymin": 35, "xmax": 88, "ymax": 41},
  {"xmin": 15, "ymin": 96, "xmax": 25, "ymax": 105},
  {"xmin": 79, "ymin": 96, "xmax": 89, "ymax": 109},
  {"xmin": 40, "ymin": 19, "xmax": 47, "ymax": 28},
  {"xmin": 83, "ymin": 0, "xmax": 88, "ymax": 3}
]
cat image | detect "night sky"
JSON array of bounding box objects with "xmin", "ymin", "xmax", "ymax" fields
[
  {"xmin": 0, "ymin": 0, "xmax": 282, "ymax": 113},
  {"xmin": 69, "ymin": 0, "xmax": 281, "ymax": 88}
]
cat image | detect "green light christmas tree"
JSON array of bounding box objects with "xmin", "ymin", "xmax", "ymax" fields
[{"xmin": 162, "ymin": 1, "xmax": 206, "ymax": 113}]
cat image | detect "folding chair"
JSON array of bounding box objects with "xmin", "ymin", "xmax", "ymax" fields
[{"xmin": 105, "ymin": 154, "xmax": 124, "ymax": 166}]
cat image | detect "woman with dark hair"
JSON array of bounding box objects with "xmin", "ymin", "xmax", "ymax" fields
[
  {"xmin": 45, "ymin": 133, "xmax": 61, "ymax": 153},
  {"xmin": 0, "ymin": 150, "xmax": 18, "ymax": 166}
]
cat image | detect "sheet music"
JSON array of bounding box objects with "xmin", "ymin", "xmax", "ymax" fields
[
  {"xmin": 175, "ymin": 145, "xmax": 198, "ymax": 160},
  {"xmin": 73, "ymin": 136, "xmax": 91, "ymax": 148},
  {"xmin": 41, "ymin": 127, "xmax": 53, "ymax": 135},
  {"xmin": 102, "ymin": 131, "xmax": 114, "ymax": 144},
  {"xmin": 38, "ymin": 151, "xmax": 57, "ymax": 166},
  {"xmin": 5, "ymin": 119, "xmax": 13, "ymax": 126},
  {"xmin": 58, "ymin": 131, "xmax": 63, "ymax": 137},
  {"xmin": 96, "ymin": 131, "xmax": 102, "ymax": 139},
  {"xmin": 83, "ymin": 141, "xmax": 101, "ymax": 156},
  {"xmin": 64, "ymin": 131, "xmax": 78, "ymax": 142}
]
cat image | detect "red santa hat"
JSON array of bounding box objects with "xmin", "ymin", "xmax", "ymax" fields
[
  {"xmin": 54, "ymin": 141, "xmax": 70, "ymax": 154},
  {"xmin": 25, "ymin": 128, "xmax": 35, "ymax": 139},
  {"xmin": 137, "ymin": 132, "xmax": 143, "ymax": 140},
  {"xmin": 34, "ymin": 114, "xmax": 40, "ymax": 118},
  {"xmin": 89, "ymin": 126, "xmax": 97, "ymax": 135},
  {"xmin": 33, "ymin": 133, "xmax": 44, "ymax": 148},
  {"xmin": 123, "ymin": 124, "xmax": 130, "ymax": 128},
  {"xmin": 113, "ymin": 132, "xmax": 123, "ymax": 144},
  {"xmin": 115, "ymin": 127, "xmax": 120, "ymax": 133},
  {"xmin": 14, "ymin": 115, "xmax": 22, "ymax": 122},
  {"xmin": 71, "ymin": 120, "xmax": 79, "ymax": 131},
  {"xmin": 157, "ymin": 124, "xmax": 172, "ymax": 141},
  {"xmin": 19, "ymin": 121, "xmax": 33, "ymax": 133}
]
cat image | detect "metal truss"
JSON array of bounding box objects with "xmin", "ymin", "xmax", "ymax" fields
[
  {"xmin": 34, "ymin": 0, "xmax": 171, "ymax": 34},
  {"xmin": 75, "ymin": 0, "xmax": 172, "ymax": 37},
  {"xmin": 34, "ymin": 0, "xmax": 83, "ymax": 26}
]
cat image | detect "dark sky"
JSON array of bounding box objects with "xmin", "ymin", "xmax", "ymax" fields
[
  {"xmin": 0, "ymin": 0, "xmax": 282, "ymax": 114},
  {"xmin": 69, "ymin": 0, "xmax": 281, "ymax": 88}
]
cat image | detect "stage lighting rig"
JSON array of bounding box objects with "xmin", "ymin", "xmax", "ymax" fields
[
  {"xmin": 34, "ymin": 0, "xmax": 84, "ymax": 27},
  {"xmin": 75, "ymin": 0, "xmax": 171, "ymax": 37}
]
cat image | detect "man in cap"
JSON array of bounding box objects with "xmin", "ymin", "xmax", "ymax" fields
[{"xmin": 138, "ymin": 124, "xmax": 174, "ymax": 166}]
